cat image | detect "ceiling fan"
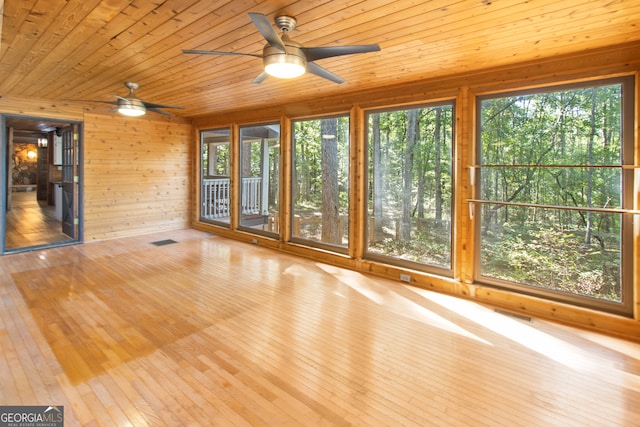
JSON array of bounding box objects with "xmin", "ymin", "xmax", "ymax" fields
[
  {"xmin": 183, "ymin": 12, "xmax": 381, "ymax": 84},
  {"xmin": 87, "ymin": 82, "xmax": 185, "ymax": 117}
]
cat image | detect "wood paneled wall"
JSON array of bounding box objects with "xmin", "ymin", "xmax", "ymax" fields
[
  {"xmin": 192, "ymin": 42, "xmax": 640, "ymax": 341},
  {"xmin": 1, "ymin": 97, "xmax": 192, "ymax": 241},
  {"xmin": 83, "ymin": 112, "xmax": 192, "ymax": 240}
]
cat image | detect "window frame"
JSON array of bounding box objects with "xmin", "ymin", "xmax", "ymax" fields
[
  {"xmin": 290, "ymin": 113, "xmax": 352, "ymax": 254},
  {"xmin": 199, "ymin": 127, "xmax": 232, "ymax": 227},
  {"xmin": 237, "ymin": 121, "xmax": 281, "ymax": 238},
  {"xmin": 363, "ymin": 100, "xmax": 456, "ymax": 276},
  {"xmin": 473, "ymin": 76, "xmax": 635, "ymax": 316}
]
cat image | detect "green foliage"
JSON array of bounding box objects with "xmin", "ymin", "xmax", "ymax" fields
[
  {"xmin": 366, "ymin": 104, "xmax": 454, "ymax": 267},
  {"xmin": 478, "ymin": 83, "xmax": 625, "ymax": 302},
  {"xmin": 202, "ymin": 142, "xmax": 229, "ymax": 176},
  {"xmin": 293, "ymin": 117, "xmax": 350, "ymax": 206},
  {"xmin": 481, "ymin": 223, "xmax": 620, "ymax": 301},
  {"xmin": 292, "ymin": 116, "xmax": 350, "ymax": 246},
  {"xmin": 368, "ymin": 220, "xmax": 451, "ymax": 268},
  {"xmin": 480, "ymin": 86, "xmax": 622, "ymax": 209}
]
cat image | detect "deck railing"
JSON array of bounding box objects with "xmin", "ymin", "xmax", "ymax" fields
[
  {"xmin": 202, "ymin": 177, "xmax": 263, "ymax": 219},
  {"xmin": 202, "ymin": 178, "xmax": 230, "ymax": 218}
]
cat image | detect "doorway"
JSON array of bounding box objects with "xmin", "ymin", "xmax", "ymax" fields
[{"xmin": 2, "ymin": 115, "xmax": 82, "ymax": 253}]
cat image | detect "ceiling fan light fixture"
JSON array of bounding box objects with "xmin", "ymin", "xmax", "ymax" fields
[
  {"xmin": 117, "ymin": 98, "xmax": 146, "ymax": 117},
  {"xmin": 263, "ymin": 46, "xmax": 306, "ymax": 79},
  {"xmin": 265, "ymin": 61, "xmax": 306, "ymax": 79}
]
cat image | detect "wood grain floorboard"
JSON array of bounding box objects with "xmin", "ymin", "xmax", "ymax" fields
[
  {"xmin": 0, "ymin": 228, "xmax": 639, "ymax": 426},
  {"xmin": 5, "ymin": 191, "xmax": 74, "ymax": 250}
]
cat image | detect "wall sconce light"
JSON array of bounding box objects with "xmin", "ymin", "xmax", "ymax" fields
[
  {"xmin": 27, "ymin": 150, "xmax": 36, "ymax": 159},
  {"xmin": 38, "ymin": 137, "xmax": 48, "ymax": 147}
]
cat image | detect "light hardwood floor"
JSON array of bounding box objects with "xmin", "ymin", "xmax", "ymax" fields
[
  {"xmin": 5, "ymin": 190, "xmax": 74, "ymax": 250},
  {"xmin": 1, "ymin": 229, "xmax": 639, "ymax": 426}
]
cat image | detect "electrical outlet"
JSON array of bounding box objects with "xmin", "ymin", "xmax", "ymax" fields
[{"xmin": 400, "ymin": 274, "xmax": 411, "ymax": 283}]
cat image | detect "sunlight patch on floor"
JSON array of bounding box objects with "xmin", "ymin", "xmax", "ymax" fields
[
  {"xmin": 409, "ymin": 287, "xmax": 640, "ymax": 390},
  {"xmin": 315, "ymin": 264, "xmax": 490, "ymax": 345},
  {"xmin": 410, "ymin": 287, "xmax": 593, "ymax": 366},
  {"xmin": 573, "ymin": 328, "xmax": 640, "ymax": 361}
]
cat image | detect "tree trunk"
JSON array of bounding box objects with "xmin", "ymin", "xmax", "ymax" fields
[
  {"xmin": 241, "ymin": 141, "xmax": 252, "ymax": 177},
  {"xmin": 400, "ymin": 110, "xmax": 417, "ymax": 241},
  {"xmin": 415, "ymin": 112, "xmax": 425, "ymax": 219},
  {"xmin": 321, "ymin": 118, "xmax": 340, "ymax": 244},
  {"xmin": 416, "ymin": 160, "xmax": 425, "ymax": 219},
  {"xmin": 585, "ymin": 89, "xmax": 596, "ymax": 246},
  {"xmin": 434, "ymin": 107, "xmax": 443, "ymax": 222},
  {"xmin": 371, "ymin": 114, "xmax": 384, "ymax": 236},
  {"xmin": 559, "ymin": 92, "xmax": 567, "ymax": 229},
  {"xmin": 270, "ymin": 146, "xmax": 279, "ymax": 206}
]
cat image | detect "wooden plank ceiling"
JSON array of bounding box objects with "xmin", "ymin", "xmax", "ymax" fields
[{"xmin": 1, "ymin": 0, "xmax": 639, "ymax": 119}]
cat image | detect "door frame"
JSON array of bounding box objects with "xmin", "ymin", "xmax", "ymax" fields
[{"xmin": 1, "ymin": 114, "xmax": 84, "ymax": 254}]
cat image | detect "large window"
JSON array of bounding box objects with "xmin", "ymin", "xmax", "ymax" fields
[
  {"xmin": 292, "ymin": 115, "xmax": 350, "ymax": 250},
  {"xmin": 239, "ymin": 123, "xmax": 280, "ymax": 236},
  {"xmin": 476, "ymin": 77, "xmax": 634, "ymax": 314},
  {"xmin": 366, "ymin": 103, "xmax": 454, "ymax": 271},
  {"xmin": 200, "ymin": 128, "xmax": 231, "ymax": 225}
]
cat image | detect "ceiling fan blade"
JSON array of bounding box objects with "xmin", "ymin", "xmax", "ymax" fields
[
  {"xmin": 147, "ymin": 108, "xmax": 175, "ymax": 116},
  {"xmin": 306, "ymin": 62, "xmax": 345, "ymax": 84},
  {"xmin": 79, "ymin": 99, "xmax": 117, "ymax": 105},
  {"xmin": 301, "ymin": 44, "xmax": 380, "ymax": 62},
  {"xmin": 251, "ymin": 71, "xmax": 268, "ymax": 84},
  {"xmin": 248, "ymin": 12, "xmax": 286, "ymax": 52},
  {"xmin": 182, "ymin": 49, "xmax": 262, "ymax": 58},
  {"xmin": 143, "ymin": 102, "xmax": 185, "ymax": 110}
]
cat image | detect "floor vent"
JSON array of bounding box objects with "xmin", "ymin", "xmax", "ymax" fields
[
  {"xmin": 150, "ymin": 239, "xmax": 178, "ymax": 246},
  {"xmin": 494, "ymin": 308, "xmax": 532, "ymax": 322}
]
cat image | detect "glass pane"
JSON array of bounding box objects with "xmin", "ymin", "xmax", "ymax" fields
[
  {"xmin": 480, "ymin": 167, "xmax": 622, "ymax": 208},
  {"xmin": 478, "ymin": 82, "xmax": 628, "ymax": 306},
  {"xmin": 479, "ymin": 205, "xmax": 622, "ymax": 302},
  {"xmin": 480, "ymin": 85, "xmax": 623, "ymax": 166},
  {"xmin": 292, "ymin": 116, "xmax": 349, "ymax": 248},
  {"xmin": 366, "ymin": 105, "xmax": 453, "ymax": 270},
  {"xmin": 239, "ymin": 123, "xmax": 280, "ymax": 234},
  {"xmin": 201, "ymin": 128, "xmax": 230, "ymax": 224}
]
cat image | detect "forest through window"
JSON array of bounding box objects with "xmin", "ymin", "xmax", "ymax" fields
[
  {"xmin": 477, "ymin": 77, "xmax": 634, "ymax": 313},
  {"xmin": 366, "ymin": 104, "xmax": 454, "ymax": 271},
  {"xmin": 292, "ymin": 115, "xmax": 350, "ymax": 249},
  {"xmin": 197, "ymin": 76, "xmax": 635, "ymax": 317}
]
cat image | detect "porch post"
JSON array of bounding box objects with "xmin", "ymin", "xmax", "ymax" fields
[{"xmin": 260, "ymin": 138, "xmax": 269, "ymax": 215}]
